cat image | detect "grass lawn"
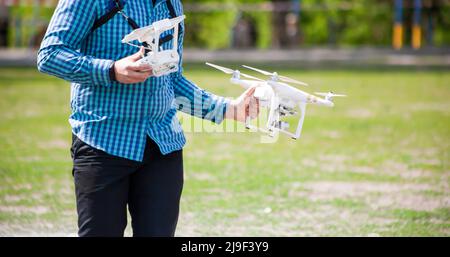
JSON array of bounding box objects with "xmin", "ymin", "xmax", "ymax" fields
[{"xmin": 0, "ymin": 66, "xmax": 449, "ymax": 236}]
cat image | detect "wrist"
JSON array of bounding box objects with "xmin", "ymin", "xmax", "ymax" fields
[{"xmin": 109, "ymin": 62, "xmax": 117, "ymax": 82}]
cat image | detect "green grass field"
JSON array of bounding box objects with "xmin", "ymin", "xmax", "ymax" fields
[{"xmin": 0, "ymin": 67, "xmax": 449, "ymax": 236}]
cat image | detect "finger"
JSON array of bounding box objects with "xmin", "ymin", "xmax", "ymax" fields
[
  {"xmin": 129, "ymin": 47, "xmax": 145, "ymax": 62},
  {"xmin": 242, "ymin": 89, "xmax": 257, "ymax": 106},
  {"xmin": 128, "ymin": 68, "xmax": 153, "ymax": 78},
  {"xmin": 127, "ymin": 70, "xmax": 152, "ymax": 82},
  {"xmin": 244, "ymin": 106, "xmax": 249, "ymax": 122},
  {"xmin": 128, "ymin": 63, "xmax": 153, "ymax": 72},
  {"xmin": 248, "ymin": 98, "xmax": 259, "ymax": 119},
  {"xmin": 236, "ymin": 103, "xmax": 246, "ymax": 122},
  {"xmin": 140, "ymin": 70, "xmax": 153, "ymax": 77},
  {"xmin": 248, "ymin": 98, "xmax": 256, "ymax": 118},
  {"xmin": 125, "ymin": 78, "xmax": 148, "ymax": 84},
  {"xmin": 244, "ymin": 86, "xmax": 257, "ymax": 97},
  {"xmin": 238, "ymin": 87, "xmax": 256, "ymax": 101},
  {"xmin": 255, "ymin": 98, "xmax": 260, "ymax": 116}
]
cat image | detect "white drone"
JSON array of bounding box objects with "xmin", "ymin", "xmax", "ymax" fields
[
  {"xmin": 122, "ymin": 15, "xmax": 186, "ymax": 77},
  {"xmin": 206, "ymin": 63, "xmax": 346, "ymax": 139}
]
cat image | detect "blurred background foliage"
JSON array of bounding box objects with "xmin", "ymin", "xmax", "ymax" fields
[
  {"xmin": 182, "ymin": 0, "xmax": 237, "ymax": 49},
  {"xmin": 182, "ymin": 0, "xmax": 449, "ymax": 49},
  {"xmin": 299, "ymin": 0, "xmax": 392, "ymax": 46},
  {"xmin": 2, "ymin": 0, "xmax": 450, "ymax": 49}
]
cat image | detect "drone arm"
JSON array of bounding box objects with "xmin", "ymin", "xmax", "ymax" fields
[{"xmin": 230, "ymin": 78, "xmax": 256, "ymax": 89}]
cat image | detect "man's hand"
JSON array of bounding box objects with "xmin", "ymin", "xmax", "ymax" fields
[
  {"xmin": 225, "ymin": 87, "xmax": 260, "ymax": 122},
  {"xmin": 113, "ymin": 48, "xmax": 153, "ymax": 84}
]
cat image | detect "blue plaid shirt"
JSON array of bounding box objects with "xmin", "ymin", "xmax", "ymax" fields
[{"xmin": 37, "ymin": 0, "xmax": 229, "ymax": 161}]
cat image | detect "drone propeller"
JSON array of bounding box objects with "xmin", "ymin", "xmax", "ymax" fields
[
  {"xmin": 242, "ymin": 65, "xmax": 308, "ymax": 86},
  {"xmin": 206, "ymin": 63, "xmax": 265, "ymax": 81},
  {"xmin": 315, "ymin": 92, "xmax": 347, "ymax": 98}
]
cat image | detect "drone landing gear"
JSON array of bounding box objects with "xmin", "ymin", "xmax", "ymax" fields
[{"xmin": 270, "ymin": 102, "xmax": 306, "ymax": 140}]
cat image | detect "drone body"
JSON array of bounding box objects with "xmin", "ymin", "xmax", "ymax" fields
[
  {"xmin": 122, "ymin": 15, "xmax": 186, "ymax": 77},
  {"xmin": 206, "ymin": 63, "xmax": 346, "ymax": 139}
]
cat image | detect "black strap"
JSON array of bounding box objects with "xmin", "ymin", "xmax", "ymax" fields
[
  {"xmin": 91, "ymin": 0, "xmax": 124, "ymax": 31},
  {"xmin": 156, "ymin": 34, "xmax": 174, "ymax": 45},
  {"xmin": 117, "ymin": 9, "xmax": 140, "ymax": 30},
  {"xmin": 166, "ymin": 0, "xmax": 183, "ymax": 35},
  {"xmin": 165, "ymin": 0, "xmax": 177, "ymax": 18}
]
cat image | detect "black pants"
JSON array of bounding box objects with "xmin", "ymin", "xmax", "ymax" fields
[{"xmin": 71, "ymin": 135, "xmax": 184, "ymax": 237}]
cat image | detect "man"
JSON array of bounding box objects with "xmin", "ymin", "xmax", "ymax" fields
[{"xmin": 37, "ymin": 0, "xmax": 259, "ymax": 237}]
